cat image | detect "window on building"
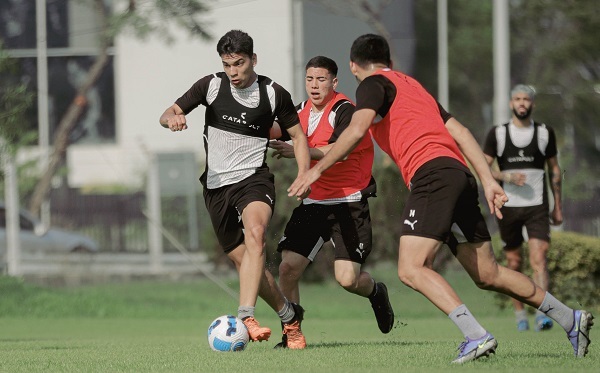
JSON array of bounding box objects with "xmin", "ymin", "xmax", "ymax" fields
[{"xmin": 0, "ymin": 0, "xmax": 116, "ymax": 145}]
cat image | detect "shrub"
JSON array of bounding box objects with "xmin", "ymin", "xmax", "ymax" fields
[{"xmin": 493, "ymin": 231, "xmax": 600, "ymax": 311}]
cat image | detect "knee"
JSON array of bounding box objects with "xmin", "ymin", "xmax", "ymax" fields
[
  {"xmin": 335, "ymin": 272, "xmax": 358, "ymax": 292},
  {"xmin": 246, "ymin": 224, "xmax": 267, "ymax": 247},
  {"xmin": 505, "ymin": 253, "xmax": 522, "ymax": 271},
  {"xmin": 397, "ymin": 266, "xmax": 417, "ymax": 290},
  {"xmin": 279, "ymin": 260, "xmax": 302, "ymax": 282},
  {"xmin": 472, "ymin": 269, "xmax": 499, "ymax": 290},
  {"xmin": 529, "ymin": 249, "xmax": 548, "ymax": 271}
]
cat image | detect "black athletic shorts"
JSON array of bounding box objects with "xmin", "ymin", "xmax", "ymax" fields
[
  {"xmin": 277, "ymin": 199, "xmax": 372, "ymax": 264},
  {"xmin": 497, "ymin": 204, "xmax": 550, "ymax": 249},
  {"xmin": 203, "ymin": 168, "xmax": 276, "ymax": 253},
  {"xmin": 402, "ymin": 157, "xmax": 491, "ymax": 254}
]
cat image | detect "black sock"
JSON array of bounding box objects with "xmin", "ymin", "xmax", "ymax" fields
[{"xmin": 368, "ymin": 281, "xmax": 378, "ymax": 300}]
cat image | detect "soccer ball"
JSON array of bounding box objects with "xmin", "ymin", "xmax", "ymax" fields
[{"xmin": 207, "ymin": 315, "xmax": 249, "ymax": 352}]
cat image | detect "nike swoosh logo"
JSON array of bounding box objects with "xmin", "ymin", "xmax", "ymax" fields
[{"xmin": 478, "ymin": 336, "xmax": 491, "ymax": 349}]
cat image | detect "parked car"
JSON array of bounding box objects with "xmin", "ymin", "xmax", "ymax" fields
[{"xmin": 0, "ymin": 203, "xmax": 99, "ymax": 254}]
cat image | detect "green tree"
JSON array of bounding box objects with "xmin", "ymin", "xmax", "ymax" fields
[
  {"xmin": 0, "ymin": 43, "xmax": 35, "ymax": 155},
  {"xmin": 0, "ymin": 43, "xmax": 36, "ymax": 203},
  {"xmin": 27, "ymin": 0, "xmax": 212, "ymax": 218}
]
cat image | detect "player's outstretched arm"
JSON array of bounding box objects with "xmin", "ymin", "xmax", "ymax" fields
[
  {"xmin": 287, "ymin": 108, "xmax": 374, "ymax": 199},
  {"xmin": 285, "ymin": 123, "xmax": 312, "ymax": 199},
  {"xmin": 160, "ymin": 103, "xmax": 188, "ymax": 132},
  {"xmin": 445, "ymin": 117, "xmax": 507, "ymax": 218}
]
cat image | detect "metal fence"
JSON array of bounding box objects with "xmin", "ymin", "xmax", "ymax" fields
[
  {"xmin": 50, "ymin": 188, "xmax": 210, "ymax": 253},
  {"xmin": 48, "ymin": 188, "xmax": 599, "ymax": 255}
]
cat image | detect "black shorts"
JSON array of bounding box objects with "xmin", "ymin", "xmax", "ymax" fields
[
  {"xmin": 203, "ymin": 168, "xmax": 276, "ymax": 253},
  {"xmin": 403, "ymin": 157, "xmax": 491, "ymax": 253},
  {"xmin": 497, "ymin": 204, "xmax": 550, "ymax": 249},
  {"xmin": 277, "ymin": 200, "xmax": 372, "ymax": 264}
]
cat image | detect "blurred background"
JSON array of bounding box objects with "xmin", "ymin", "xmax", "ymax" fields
[{"xmin": 1, "ymin": 0, "xmax": 599, "ymax": 285}]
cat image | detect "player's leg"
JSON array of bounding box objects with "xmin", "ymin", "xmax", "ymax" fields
[
  {"xmin": 204, "ymin": 185, "xmax": 272, "ymax": 339},
  {"xmin": 334, "ymin": 260, "xmax": 394, "ymax": 333},
  {"xmin": 274, "ymin": 204, "xmax": 327, "ymax": 349},
  {"xmin": 504, "ymin": 246, "xmax": 529, "ymax": 329},
  {"xmin": 279, "ymin": 249, "xmax": 310, "ymax": 304},
  {"xmin": 398, "ymin": 235, "xmax": 496, "ymax": 364},
  {"xmin": 334, "ymin": 260, "xmax": 372, "ymax": 296},
  {"xmin": 400, "ymin": 162, "xmax": 498, "ymax": 363},
  {"xmin": 274, "ymin": 250, "xmax": 309, "ymax": 349},
  {"xmin": 235, "ymin": 200, "xmax": 273, "ymax": 341},
  {"xmin": 457, "ymin": 239, "xmax": 593, "ymax": 357},
  {"xmin": 331, "ymin": 201, "xmax": 393, "ymax": 333},
  {"xmin": 528, "ymin": 238, "xmax": 552, "ymax": 330},
  {"xmin": 498, "ymin": 207, "xmax": 529, "ymax": 330},
  {"xmin": 525, "ymin": 205, "xmax": 554, "ymax": 331}
]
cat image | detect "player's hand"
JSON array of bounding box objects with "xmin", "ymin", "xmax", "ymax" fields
[
  {"xmin": 165, "ymin": 115, "xmax": 188, "ymax": 132},
  {"xmin": 551, "ymin": 208, "xmax": 563, "ymax": 225},
  {"xmin": 504, "ymin": 172, "xmax": 526, "ymax": 186},
  {"xmin": 484, "ymin": 180, "xmax": 508, "ymax": 219},
  {"xmin": 269, "ymin": 140, "xmax": 295, "ymax": 159},
  {"xmin": 288, "ymin": 169, "xmax": 319, "ymax": 200}
]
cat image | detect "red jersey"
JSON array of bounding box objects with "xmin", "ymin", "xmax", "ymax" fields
[
  {"xmin": 298, "ymin": 92, "xmax": 374, "ymax": 200},
  {"xmin": 368, "ymin": 69, "xmax": 466, "ymax": 185}
]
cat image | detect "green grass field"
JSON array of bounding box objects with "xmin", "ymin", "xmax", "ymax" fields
[{"xmin": 0, "ymin": 264, "xmax": 597, "ymax": 372}]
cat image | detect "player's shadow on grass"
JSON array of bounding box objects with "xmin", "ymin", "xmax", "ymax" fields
[{"xmin": 306, "ymin": 340, "xmax": 428, "ymax": 349}]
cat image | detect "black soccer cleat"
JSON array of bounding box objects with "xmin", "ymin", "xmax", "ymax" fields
[{"xmin": 369, "ymin": 282, "xmax": 394, "ymax": 334}]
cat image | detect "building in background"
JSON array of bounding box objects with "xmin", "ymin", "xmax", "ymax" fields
[{"xmin": 2, "ymin": 0, "xmax": 415, "ymax": 189}]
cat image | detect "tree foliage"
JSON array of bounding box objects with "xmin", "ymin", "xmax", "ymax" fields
[
  {"xmin": 0, "ymin": 43, "xmax": 35, "ymax": 155},
  {"xmin": 413, "ymin": 0, "xmax": 600, "ymax": 202},
  {"xmin": 27, "ymin": 0, "xmax": 212, "ymax": 217}
]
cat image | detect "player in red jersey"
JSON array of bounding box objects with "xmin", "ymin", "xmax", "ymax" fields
[{"xmin": 288, "ymin": 34, "xmax": 593, "ymax": 363}]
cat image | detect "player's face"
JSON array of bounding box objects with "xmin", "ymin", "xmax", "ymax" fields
[
  {"xmin": 510, "ymin": 92, "xmax": 534, "ymax": 120},
  {"xmin": 221, "ymin": 53, "xmax": 257, "ymax": 89},
  {"xmin": 305, "ymin": 67, "xmax": 337, "ymax": 111}
]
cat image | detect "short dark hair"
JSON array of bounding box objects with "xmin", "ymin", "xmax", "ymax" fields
[
  {"xmin": 216, "ymin": 30, "xmax": 253, "ymax": 57},
  {"xmin": 305, "ymin": 56, "xmax": 338, "ymax": 77},
  {"xmin": 350, "ymin": 34, "xmax": 391, "ymax": 68}
]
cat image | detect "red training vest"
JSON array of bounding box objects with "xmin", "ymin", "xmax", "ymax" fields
[
  {"xmin": 369, "ymin": 69, "xmax": 466, "ymax": 185},
  {"xmin": 298, "ymin": 92, "xmax": 374, "ymax": 200}
]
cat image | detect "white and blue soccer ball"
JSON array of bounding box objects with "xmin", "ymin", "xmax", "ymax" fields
[{"xmin": 207, "ymin": 315, "xmax": 249, "ymax": 352}]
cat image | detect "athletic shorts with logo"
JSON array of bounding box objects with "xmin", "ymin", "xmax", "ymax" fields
[
  {"xmin": 277, "ymin": 199, "xmax": 372, "ymax": 264},
  {"xmin": 497, "ymin": 204, "xmax": 550, "ymax": 249},
  {"xmin": 203, "ymin": 168, "xmax": 276, "ymax": 253},
  {"xmin": 402, "ymin": 157, "xmax": 491, "ymax": 254}
]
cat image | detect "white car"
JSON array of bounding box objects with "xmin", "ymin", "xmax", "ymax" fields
[{"xmin": 0, "ymin": 203, "xmax": 99, "ymax": 254}]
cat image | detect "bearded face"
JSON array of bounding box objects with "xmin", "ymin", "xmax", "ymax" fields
[{"xmin": 510, "ymin": 92, "xmax": 534, "ymax": 120}]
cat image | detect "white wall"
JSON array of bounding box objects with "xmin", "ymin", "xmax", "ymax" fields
[{"xmin": 67, "ymin": 0, "xmax": 296, "ymax": 188}]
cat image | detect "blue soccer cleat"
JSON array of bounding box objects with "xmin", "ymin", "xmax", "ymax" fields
[
  {"xmin": 568, "ymin": 310, "xmax": 594, "ymax": 357},
  {"xmin": 535, "ymin": 315, "xmax": 553, "ymax": 331},
  {"xmin": 452, "ymin": 332, "xmax": 498, "ymax": 364},
  {"xmin": 517, "ymin": 319, "xmax": 530, "ymax": 331}
]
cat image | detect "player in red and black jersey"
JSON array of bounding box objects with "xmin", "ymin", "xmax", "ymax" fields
[
  {"xmin": 288, "ymin": 34, "xmax": 593, "ymax": 363},
  {"xmin": 269, "ymin": 56, "xmax": 394, "ymax": 348}
]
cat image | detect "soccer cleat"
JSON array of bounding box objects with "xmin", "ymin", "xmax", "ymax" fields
[
  {"xmin": 369, "ymin": 282, "xmax": 395, "ymax": 334},
  {"xmin": 242, "ymin": 316, "xmax": 271, "ymax": 342},
  {"xmin": 451, "ymin": 332, "xmax": 498, "ymax": 364},
  {"xmin": 274, "ymin": 303, "xmax": 306, "ymax": 349},
  {"xmin": 283, "ymin": 320, "xmax": 306, "ymax": 349},
  {"xmin": 517, "ymin": 319, "xmax": 530, "ymax": 331},
  {"xmin": 568, "ymin": 310, "xmax": 594, "ymax": 357},
  {"xmin": 535, "ymin": 315, "xmax": 553, "ymax": 331}
]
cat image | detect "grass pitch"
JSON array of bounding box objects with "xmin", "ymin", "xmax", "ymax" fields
[{"xmin": 0, "ymin": 264, "xmax": 597, "ymax": 372}]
